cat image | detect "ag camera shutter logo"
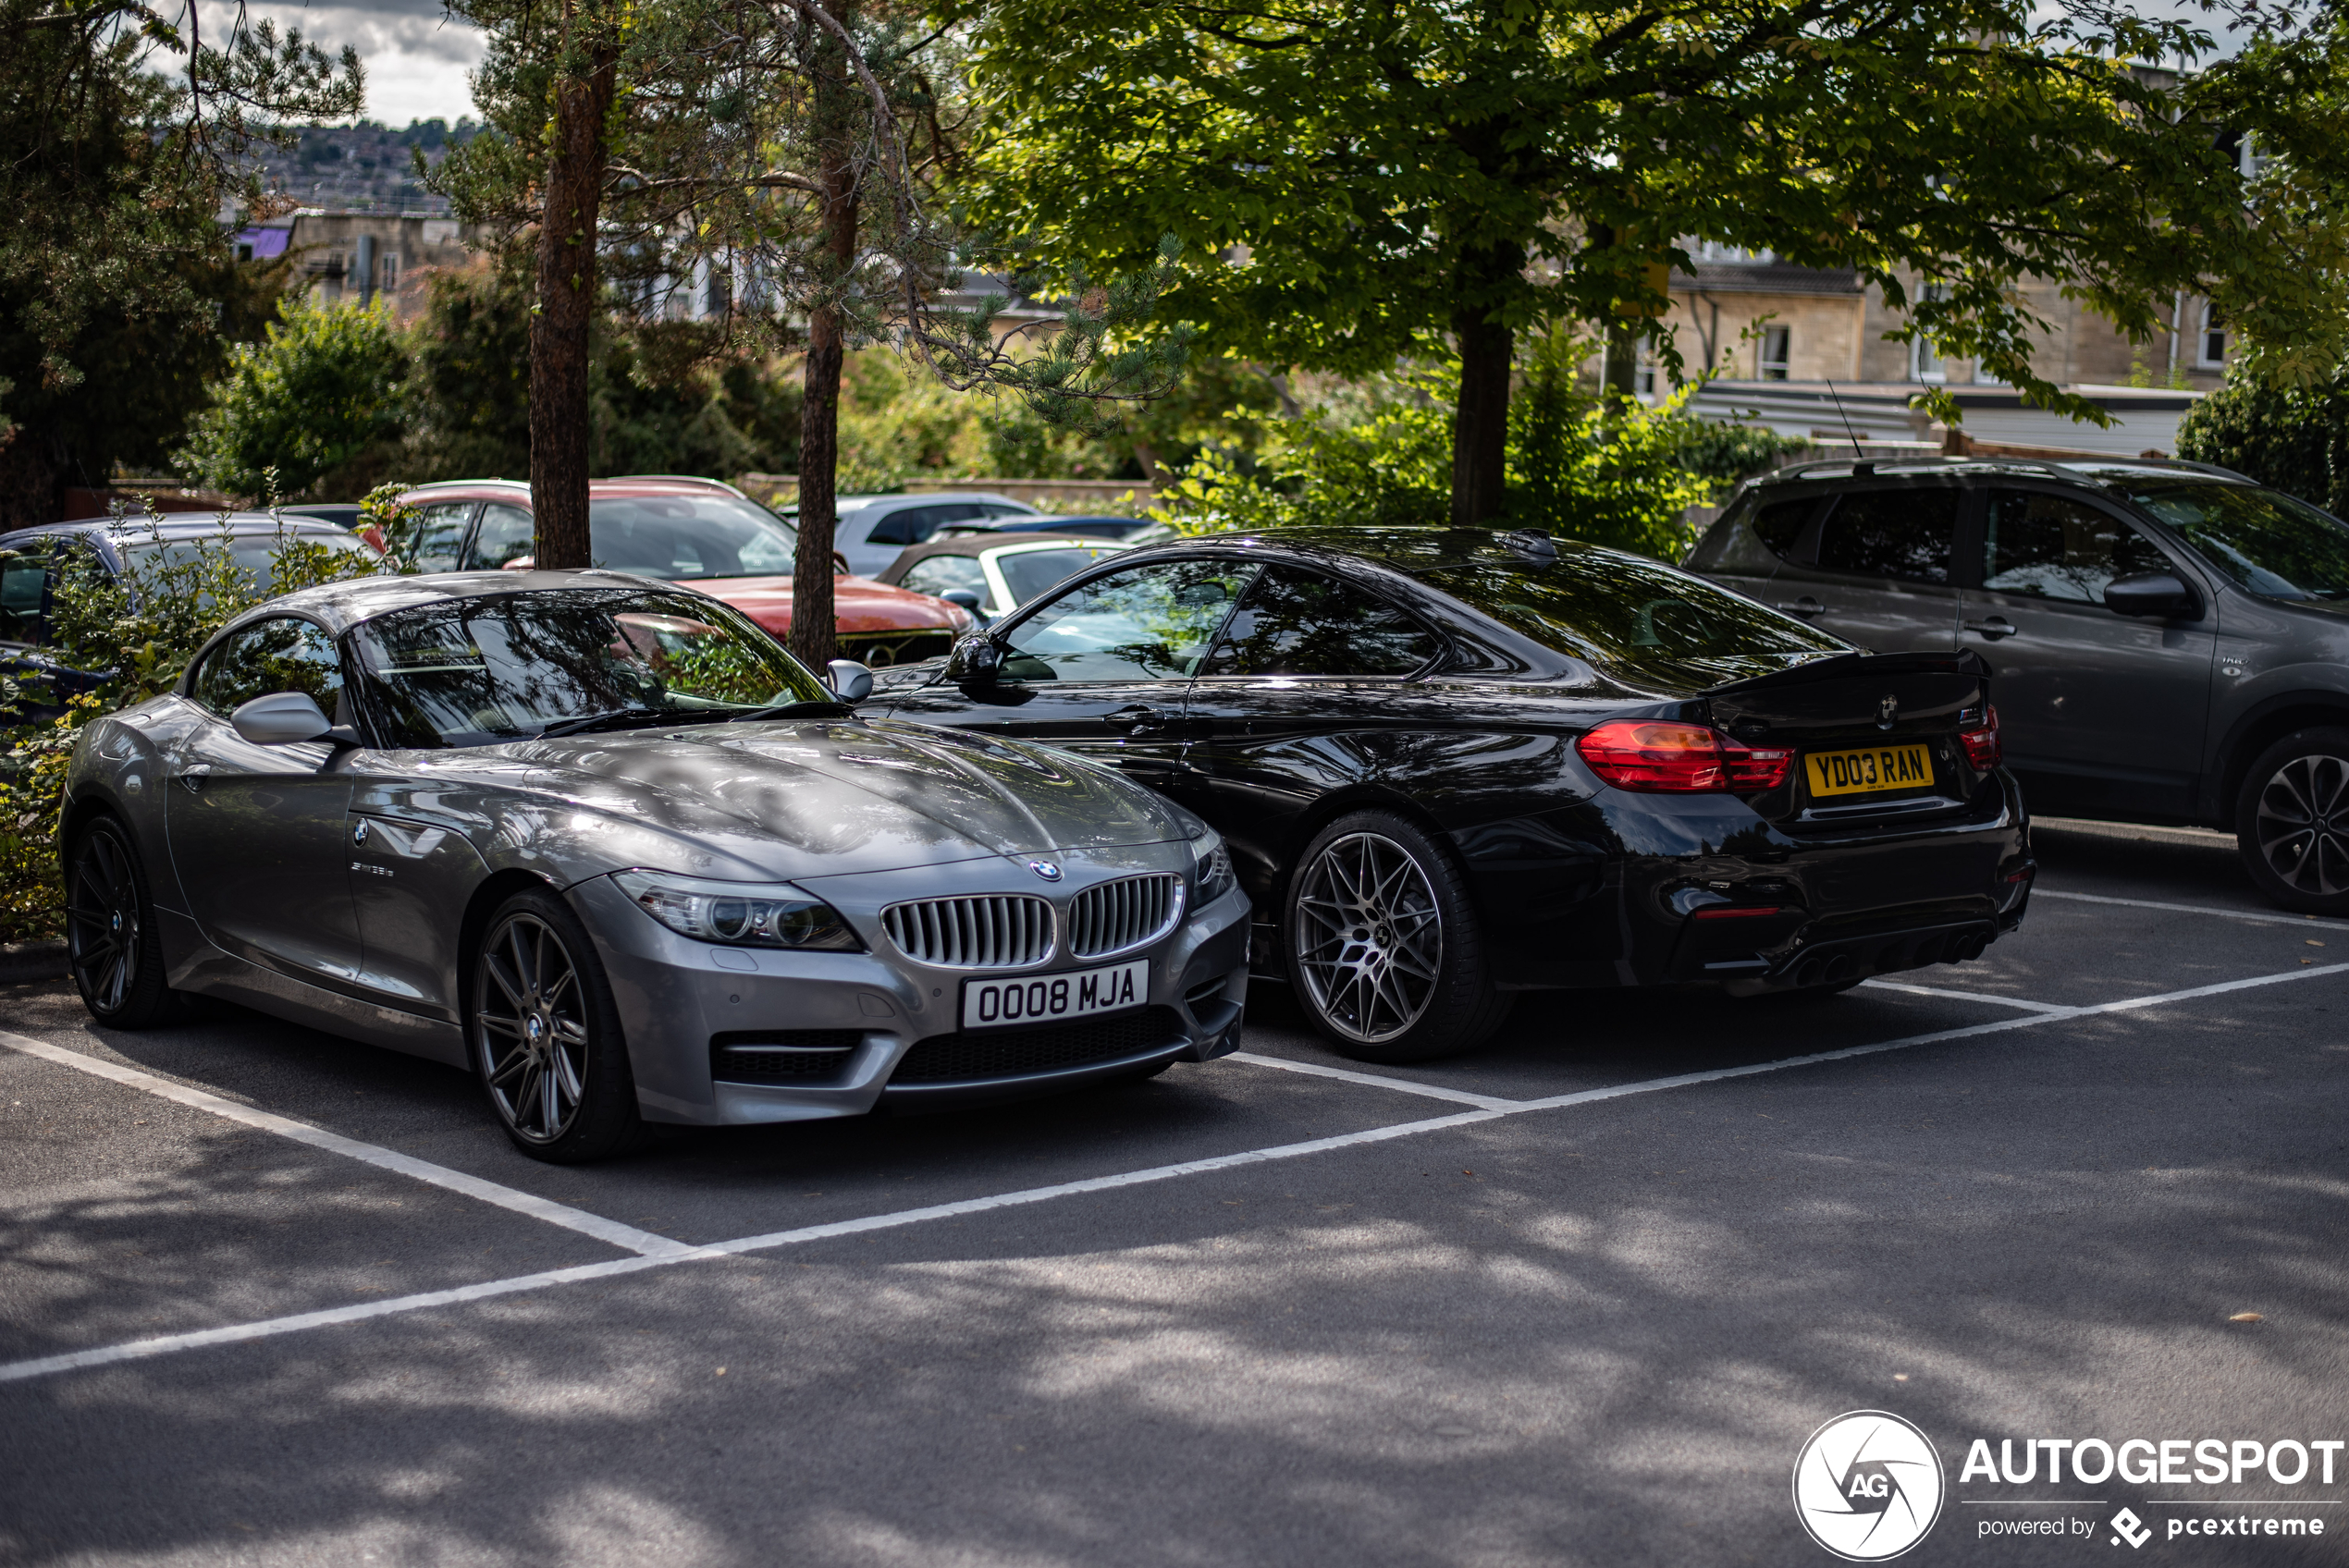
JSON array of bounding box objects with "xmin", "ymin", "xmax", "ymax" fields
[{"xmin": 1793, "ymin": 1410, "xmax": 1947, "ymax": 1561}]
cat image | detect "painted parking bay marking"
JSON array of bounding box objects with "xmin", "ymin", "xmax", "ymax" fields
[
  {"xmin": 963, "ymin": 958, "xmax": 1146, "ymax": 1029},
  {"xmin": 9, "ymin": 958, "xmax": 2349, "ymax": 1387},
  {"xmin": 0, "ymin": 1028, "xmax": 693, "ymax": 1258}
]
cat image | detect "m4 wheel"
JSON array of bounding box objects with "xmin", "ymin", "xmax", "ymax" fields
[
  {"xmin": 2237, "ymin": 727, "xmax": 2349, "ymax": 915},
  {"xmin": 1284, "ymin": 810, "xmax": 1511, "ymax": 1063},
  {"xmin": 65, "ymin": 815, "xmax": 186, "ymax": 1029},
  {"xmin": 471, "ymin": 888, "xmax": 645, "ymax": 1163}
]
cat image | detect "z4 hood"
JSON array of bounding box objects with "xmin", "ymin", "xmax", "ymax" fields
[{"xmin": 504, "ymin": 716, "xmax": 1195, "ymax": 879}]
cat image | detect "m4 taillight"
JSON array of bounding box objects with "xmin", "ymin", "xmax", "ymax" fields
[
  {"xmin": 1576, "ymin": 720, "xmax": 1792, "ymax": 794},
  {"xmin": 1959, "ymin": 704, "xmax": 2002, "ymax": 769}
]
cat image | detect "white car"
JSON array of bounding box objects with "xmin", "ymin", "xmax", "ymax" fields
[
  {"xmin": 811, "ymin": 494, "xmax": 1043, "ymax": 576},
  {"xmin": 875, "ymin": 535, "xmax": 1133, "ymax": 623}
]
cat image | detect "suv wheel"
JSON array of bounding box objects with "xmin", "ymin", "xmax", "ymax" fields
[
  {"xmin": 1284, "ymin": 810, "xmax": 1512, "ymax": 1063},
  {"xmin": 2237, "ymin": 727, "xmax": 2349, "ymax": 913}
]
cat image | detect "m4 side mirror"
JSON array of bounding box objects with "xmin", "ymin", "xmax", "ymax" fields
[
  {"xmin": 2104, "ymin": 572, "xmax": 2200, "ymax": 619},
  {"xmin": 945, "ymin": 633, "xmax": 1002, "ymax": 686},
  {"xmin": 825, "ymin": 658, "xmax": 874, "ymax": 702},
  {"xmin": 230, "ymin": 691, "xmax": 334, "ymax": 745}
]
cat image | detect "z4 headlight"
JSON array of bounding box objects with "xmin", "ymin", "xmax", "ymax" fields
[
  {"xmin": 1190, "ymin": 827, "xmax": 1236, "ymax": 903},
  {"xmin": 612, "ymin": 869, "xmax": 862, "ymax": 950}
]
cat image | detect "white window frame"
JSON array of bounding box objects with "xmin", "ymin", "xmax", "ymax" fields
[
  {"xmin": 2196, "ymin": 300, "xmax": 2227, "ymax": 369},
  {"xmin": 1759, "ymin": 325, "xmax": 1791, "ymax": 381},
  {"xmin": 1910, "ymin": 284, "xmax": 1947, "ymax": 383}
]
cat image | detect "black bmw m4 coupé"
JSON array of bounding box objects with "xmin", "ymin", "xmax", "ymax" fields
[{"xmin": 865, "ymin": 527, "xmax": 2034, "ymax": 1063}]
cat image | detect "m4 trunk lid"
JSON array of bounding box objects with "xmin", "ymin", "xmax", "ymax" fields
[{"xmin": 1702, "ymin": 650, "xmax": 1995, "ymax": 829}]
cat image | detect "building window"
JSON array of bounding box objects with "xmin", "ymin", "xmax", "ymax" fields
[
  {"xmin": 381, "ymin": 254, "xmax": 400, "ymax": 292},
  {"xmin": 1760, "ymin": 325, "xmax": 1791, "ymax": 381},
  {"xmin": 1910, "ymin": 284, "xmax": 1947, "ymax": 383},
  {"xmin": 2197, "ymin": 301, "xmax": 2226, "ymax": 368},
  {"xmin": 706, "ymin": 268, "xmax": 732, "ymax": 318},
  {"xmin": 1695, "ymin": 240, "xmax": 1774, "ymax": 265}
]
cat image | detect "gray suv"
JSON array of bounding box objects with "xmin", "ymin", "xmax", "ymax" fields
[{"xmin": 1689, "ymin": 456, "xmax": 2349, "ymax": 913}]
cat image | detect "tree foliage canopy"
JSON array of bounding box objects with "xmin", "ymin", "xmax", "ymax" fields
[
  {"xmin": 961, "ymin": 0, "xmax": 2349, "ymax": 521},
  {"xmin": 0, "ymin": 0, "xmax": 361, "ymax": 523}
]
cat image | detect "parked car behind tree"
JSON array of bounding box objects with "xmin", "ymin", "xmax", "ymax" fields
[{"xmin": 391, "ymin": 477, "xmax": 975, "ymax": 667}]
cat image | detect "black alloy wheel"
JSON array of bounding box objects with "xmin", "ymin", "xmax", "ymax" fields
[
  {"xmin": 2238, "ymin": 727, "xmax": 2349, "ymax": 915},
  {"xmin": 472, "ymin": 888, "xmax": 644, "ymax": 1163},
  {"xmin": 1285, "ymin": 809, "xmax": 1512, "ymax": 1063},
  {"xmin": 65, "ymin": 815, "xmax": 185, "ymax": 1028}
]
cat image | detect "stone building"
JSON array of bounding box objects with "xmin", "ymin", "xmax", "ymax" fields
[
  {"xmin": 230, "ymin": 211, "xmax": 495, "ymax": 323},
  {"xmin": 1648, "ymin": 242, "xmax": 2226, "ymax": 457}
]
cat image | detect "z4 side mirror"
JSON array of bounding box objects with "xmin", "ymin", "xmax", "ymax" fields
[
  {"xmin": 229, "ymin": 691, "xmax": 334, "ymax": 745},
  {"xmin": 825, "ymin": 659, "xmax": 874, "ymax": 702}
]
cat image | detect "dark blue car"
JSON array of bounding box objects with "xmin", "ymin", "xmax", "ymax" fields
[{"xmin": 0, "ymin": 515, "xmax": 381, "ymax": 719}]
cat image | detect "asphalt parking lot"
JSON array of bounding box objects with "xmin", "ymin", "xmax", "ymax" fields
[{"xmin": 3, "ymin": 819, "xmax": 2345, "ymax": 1567}]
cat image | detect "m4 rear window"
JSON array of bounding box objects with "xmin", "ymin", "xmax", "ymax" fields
[{"xmin": 1422, "ymin": 548, "xmax": 1844, "ymax": 670}]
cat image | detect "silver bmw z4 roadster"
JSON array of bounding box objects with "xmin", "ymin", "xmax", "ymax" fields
[{"xmin": 59, "ymin": 572, "xmax": 1251, "ymax": 1161}]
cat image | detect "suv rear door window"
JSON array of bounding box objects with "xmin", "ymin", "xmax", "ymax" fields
[{"xmin": 1814, "ymin": 489, "xmax": 1958, "ymax": 582}]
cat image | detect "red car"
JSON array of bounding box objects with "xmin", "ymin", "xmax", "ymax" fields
[{"xmin": 387, "ymin": 477, "xmax": 973, "ymax": 666}]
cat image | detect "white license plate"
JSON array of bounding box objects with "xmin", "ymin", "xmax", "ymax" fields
[{"xmin": 961, "ymin": 959, "xmax": 1148, "ymax": 1031}]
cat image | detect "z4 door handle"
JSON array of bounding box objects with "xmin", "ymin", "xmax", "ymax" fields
[
  {"xmin": 1107, "ymin": 704, "xmax": 1170, "ymax": 734},
  {"xmin": 1776, "ymin": 596, "xmax": 1826, "ymax": 616},
  {"xmin": 1963, "ymin": 618, "xmax": 2018, "ymax": 640}
]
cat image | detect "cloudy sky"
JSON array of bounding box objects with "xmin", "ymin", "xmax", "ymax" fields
[{"xmin": 193, "ymin": 0, "xmax": 485, "ymax": 126}]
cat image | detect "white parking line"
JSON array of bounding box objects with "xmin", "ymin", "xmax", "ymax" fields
[
  {"xmin": 2037, "ymin": 889, "xmax": 2349, "ymax": 931},
  {"xmin": 1859, "ymin": 979, "xmax": 2074, "ymax": 1013},
  {"xmin": 9, "ymin": 958, "xmax": 2346, "ymax": 1388},
  {"xmin": 0, "ymin": 1030, "xmax": 694, "ymax": 1259},
  {"xmin": 1228, "ymin": 1051, "xmax": 1522, "ymax": 1109},
  {"xmin": 0, "ymin": 1106, "xmax": 1507, "ymax": 1385}
]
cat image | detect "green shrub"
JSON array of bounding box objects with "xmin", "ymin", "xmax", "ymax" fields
[
  {"xmin": 1155, "ymin": 337, "xmax": 1724, "ymax": 558},
  {"xmin": 0, "ymin": 511, "xmax": 388, "ymax": 940},
  {"xmin": 177, "ymin": 297, "xmax": 412, "ymax": 500},
  {"xmin": 2175, "ymin": 365, "xmax": 2349, "ymax": 515}
]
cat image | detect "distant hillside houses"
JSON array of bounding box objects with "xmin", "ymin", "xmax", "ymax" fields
[{"xmin": 249, "ymin": 119, "xmax": 484, "ymax": 216}]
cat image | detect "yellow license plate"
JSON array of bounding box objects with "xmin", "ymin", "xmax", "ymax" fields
[{"xmin": 1804, "ymin": 743, "xmax": 1935, "ymax": 798}]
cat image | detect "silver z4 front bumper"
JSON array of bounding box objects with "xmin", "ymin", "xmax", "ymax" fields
[{"xmin": 568, "ymin": 845, "xmax": 1252, "ymax": 1126}]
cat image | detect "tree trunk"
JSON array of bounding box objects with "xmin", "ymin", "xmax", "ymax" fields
[
  {"xmin": 788, "ymin": 6, "xmax": 862, "ymax": 675},
  {"xmin": 528, "ymin": 15, "xmax": 620, "ymax": 571},
  {"xmin": 1448, "ymin": 282, "xmax": 1516, "ymax": 528},
  {"xmin": 1601, "ymin": 321, "xmax": 1641, "ymax": 398}
]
